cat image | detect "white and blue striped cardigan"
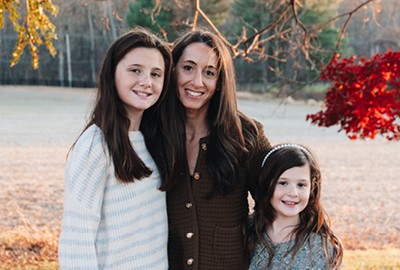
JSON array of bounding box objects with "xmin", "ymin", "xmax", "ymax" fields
[{"xmin": 58, "ymin": 125, "xmax": 168, "ymax": 270}]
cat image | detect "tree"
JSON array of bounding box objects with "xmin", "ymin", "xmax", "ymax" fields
[
  {"xmin": 0, "ymin": 0, "xmax": 59, "ymax": 69},
  {"xmin": 4, "ymin": 0, "xmax": 396, "ymax": 141},
  {"xmin": 230, "ymin": 0, "xmax": 344, "ymax": 87},
  {"xmin": 124, "ymin": 0, "xmax": 230, "ymax": 42},
  {"xmin": 337, "ymin": 0, "xmax": 399, "ymax": 59},
  {"xmin": 124, "ymin": 0, "xmax": 172, "ymax": 36},
  {"xmin": 197, "ymin": 0, "xmax": 230, "ymax": 27},
  {"xmin": 230, "ymin": 0, "xmax": 278, "ymax": 89},
  {"xmin": 307, "ymin": 51, "xmax": 400, "ymax": 140}
]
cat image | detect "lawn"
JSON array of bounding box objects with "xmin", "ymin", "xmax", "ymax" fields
[{"xmin": 1, "ymin": 86, "xmax": 399, "ymax": 269}]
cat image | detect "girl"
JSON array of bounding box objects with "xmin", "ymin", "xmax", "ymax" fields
[
  {"xmin": 157, "ymin": 29, "xmax": 271, "ymax": 270},
  {"xmin": 58, "ymin": 29, "xmax": 172, "ymax": 269},
  {"xmin": 246, "ymin": 144, "xmax": 343, "ymax": 269}
]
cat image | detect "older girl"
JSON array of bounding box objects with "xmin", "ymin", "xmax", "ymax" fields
[{"xmin": 58, "ymin": 29, "xmax": 172, "ymax": 269}]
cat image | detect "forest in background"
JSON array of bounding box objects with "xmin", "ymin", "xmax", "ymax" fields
[{"xmin": 1, "ymin": 0, "xmax": 399, "ymax": 90}]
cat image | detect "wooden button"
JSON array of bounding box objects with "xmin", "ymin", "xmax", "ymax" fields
[
  {"xmin": 201, "ymin": 143, "xmax": 207, "ymax": 150},
  {"xmin": 187, "ymin": 258, "xmax": 194, "ymax": 265}
]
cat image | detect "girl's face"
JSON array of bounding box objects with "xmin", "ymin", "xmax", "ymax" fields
[
  {"xmin": 175, "ymin": 42, "xmax": 219, "ymax": 115},
  {"xmin": 270, "ymin": 164, "xmax": 311, "ymax": 221},
  {"xmin": 115, "ymin": 47, "xmax": 165, "ymax": 123}
]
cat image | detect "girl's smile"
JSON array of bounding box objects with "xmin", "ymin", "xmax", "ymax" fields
[{"xmin": 270, "ymin": 164, "xmax": 311, "ymax": 220}]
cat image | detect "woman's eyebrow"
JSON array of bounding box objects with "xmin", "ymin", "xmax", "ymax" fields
[
  {"xmin": 183, "ymin": 60, "xmax": 197, "ymax": 65},
  {"xmin": 183, "ymin": 60, "xmax": 217, "ymax": 70}
]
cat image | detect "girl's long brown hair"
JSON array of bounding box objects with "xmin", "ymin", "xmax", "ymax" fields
[
  {"xmin": 158, "ymin": 29, "xmax": 259, "ymax": 193},
  {"xmin": 245, "ymin": 145, "xmax": 343, "ymax": 269},
  {"xmin": 71, "ymin": 28, "xmax": 172, "ymax": 183}
]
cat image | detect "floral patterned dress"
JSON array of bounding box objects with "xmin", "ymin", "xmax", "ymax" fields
[{"xmin": 249, "ymin": 233, "xmax": 338, "ymax": 270}]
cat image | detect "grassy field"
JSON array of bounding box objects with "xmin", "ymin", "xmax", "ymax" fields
[
  {"xmin": 344, "ymin": 249, "xmax": 400, "ymax": 269},
  {"xmin": 1, "ymin": 86, "xmax": 399, "ymax": 269},
  {"xmin": 1, "ymin": 223, "xmax": 399, "ymax": 270},
  {"xmin": 1, "ymin": 200, "xmax": 399, "ymax": 269}
]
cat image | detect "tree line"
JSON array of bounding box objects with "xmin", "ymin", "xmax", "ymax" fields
[{"xmin": 0, "ymin": 0, "xmax": 398, "ymax": 90}]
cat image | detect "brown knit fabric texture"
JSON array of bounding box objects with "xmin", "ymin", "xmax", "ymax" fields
[{"xmin": 167, "ymin": 121, "xmax": 271, "ymax": 270}]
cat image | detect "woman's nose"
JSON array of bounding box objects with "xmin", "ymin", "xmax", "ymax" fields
[{"xmin": 192, "ymin": 72, "xmax": 204, "ymax": 87}]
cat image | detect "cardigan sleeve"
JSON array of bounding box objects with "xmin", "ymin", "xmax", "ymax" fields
[{"xmin": 58, "ymin": 126, "xmax": 108, "ymax": 270}]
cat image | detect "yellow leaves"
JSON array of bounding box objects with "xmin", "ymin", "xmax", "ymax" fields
[{"xmin": 1, "ymin": 0, "xmax": 59, "ymax": 69}]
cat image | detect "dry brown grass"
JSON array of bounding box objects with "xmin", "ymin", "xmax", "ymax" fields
[
  {"xmin": 344, "ymin": 249, "xmax": 400, "ymax": 269},
  {"xmin": 0, "ymin": 205, "xmax": 59, "ymax": 269},
  {"xmin": 1, "ymin": 86, "xmax": 399, "ymax": 268}
]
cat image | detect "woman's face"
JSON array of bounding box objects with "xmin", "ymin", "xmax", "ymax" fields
[
  {"xmin": 175, "ymin": 42, "xmax": 219, "ymax": 114},
  {"xmin": 115, "ymin": 47, "xmax": 165, "ymax": 122}
]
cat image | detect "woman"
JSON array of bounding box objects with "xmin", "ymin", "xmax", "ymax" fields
[
  {"xmin": 159, "ymin": 29, "xmax": 272, "ymax": 270},
  {"xmin": 58, "ymin": 29, "xmax": 172, "ymax": 269}
]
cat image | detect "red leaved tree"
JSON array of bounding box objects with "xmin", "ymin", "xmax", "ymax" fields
[{"xmin": 307, "ymin": 50, "xmax": 400, "ymax": 140}]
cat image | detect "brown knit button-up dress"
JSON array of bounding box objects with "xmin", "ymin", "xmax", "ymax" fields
[{"xmin": 167, "ymin": 122, "xmax": 271, "ymax": 270}]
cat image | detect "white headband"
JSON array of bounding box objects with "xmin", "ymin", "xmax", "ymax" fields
[{"xmin": 261, "ymin": 144, "xmax": 314, "ymax": 167}]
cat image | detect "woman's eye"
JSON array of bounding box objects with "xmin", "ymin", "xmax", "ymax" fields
[
  {"xmin": 130, "ymin": 69, "xmax": 139, "ymax": 73},
  {"xmin": 151, "ymin": 72, "xmax": 161, "ymax": 77},
  {"xmin": 205, "ymin": 70, "xmax": 215, "ymax": 76},
  {"xmin": 183, "ymin": 65, "xmax": 193, "ymax": 71}
]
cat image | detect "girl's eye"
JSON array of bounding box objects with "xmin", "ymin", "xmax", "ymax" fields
[
  {"xmin": 151, "ymin": 72, "xmax": 161, "ymax": 77},
  {"xmin": 130, "ymin": 69, "xmax": 139, "ymax": 73},
  {"xmin": 298, "ymin": 183, "xmax": 306, "ymax": 188},
  {"xmin": 278, "ymin": 181, "xmax": 287, "ymax": 186}
]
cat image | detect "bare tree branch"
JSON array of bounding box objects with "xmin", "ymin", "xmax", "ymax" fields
[
  {"xmin": 242, "ymin": 2, "xmax": 292, "ymax": 55},
  {"xmin": 332, "ymin": 0, "xmax": 375, "ymax": 54},
  {"xmin": 195, "ymin": 5, "xmax": 233, "ymax": 50},
  {"xmin": 192, "ymin": 0, "xmax": 199, "ymax": 30},
  {"xmin": 113, "ymin": 0, "xmax": 130, "ymax": 21}
]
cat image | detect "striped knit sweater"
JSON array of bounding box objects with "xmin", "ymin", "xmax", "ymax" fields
[{"xmin": 58, "ymin": 125, "xmax": 168, "ymax": 270}]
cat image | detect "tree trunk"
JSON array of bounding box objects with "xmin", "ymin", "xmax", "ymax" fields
[
  {"xmin": 285, "ymin": 19, "xmax": 296, "ymax": 82},
  {"xmin": 87, "ymin": 0, "xmax": 96, "ymax": 84},
  {"xmin": 107, "ymin": 0, "xmax": 117, "ymax": 41}
]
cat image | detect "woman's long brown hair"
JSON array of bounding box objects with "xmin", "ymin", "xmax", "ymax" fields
[
  {"xmin": 245, "ymin": 145, "xmax": 343, "ymax": 269},
  {"xmin": 158, "ymin": 29, "xmax": 259, "ymax": 194},
  {"xmin": 70, "ymin": 28, "xmax": 172, "ymax": 183}
]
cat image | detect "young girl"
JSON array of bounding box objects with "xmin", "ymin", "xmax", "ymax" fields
[
  {"xmin": 58, "ymin": 29, "xmax": 172, "ymax": 269},
  {"xmin": 246, "ymin": 144, "xmax": 343, "ymax": 270}
]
